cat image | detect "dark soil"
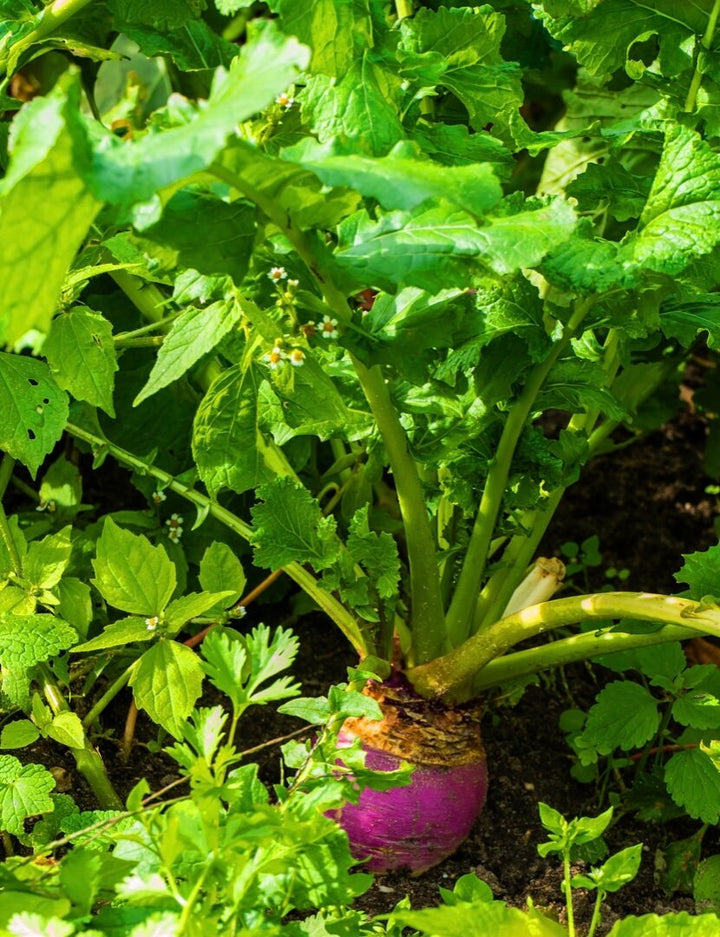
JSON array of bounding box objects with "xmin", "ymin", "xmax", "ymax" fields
[{"xmin": 26, "ymin": 389, "xmax": 720, "ymax": 934}]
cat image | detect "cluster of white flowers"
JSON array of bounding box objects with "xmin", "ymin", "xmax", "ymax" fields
[
  {"xmin": 263, "ymin": 345, "xmax": 306, "ymax": 369},
  {"xmin": 165, "ymin": 513, "xmax": 183, "ymax": 542}
]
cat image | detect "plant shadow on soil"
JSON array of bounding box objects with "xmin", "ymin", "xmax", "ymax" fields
[{"xmin": 30, "ymin": 396, "xmax": 720, "ymax": 935}]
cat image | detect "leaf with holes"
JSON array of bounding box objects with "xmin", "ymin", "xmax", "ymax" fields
[{"xmin": 0, "ymin": 354, "xmax": 68, "ymax": 478}]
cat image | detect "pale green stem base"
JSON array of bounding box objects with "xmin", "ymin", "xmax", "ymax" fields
[{"xmin": 409, "ymin": 592, "xmax": 720, "ymax": 701}]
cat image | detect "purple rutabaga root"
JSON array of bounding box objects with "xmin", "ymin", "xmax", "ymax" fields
[
  {"xmin": 330, "ymin": 737, "xmax": 488, "ymax": 872},
  {"xmin": 328, "ymin": 679, "xmax": 488, "ymax": 872}
]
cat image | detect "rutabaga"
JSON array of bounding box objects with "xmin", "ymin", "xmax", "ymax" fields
[{"xmin": 4, "ymin": 0, "xmax": 720, "ymax": 878}]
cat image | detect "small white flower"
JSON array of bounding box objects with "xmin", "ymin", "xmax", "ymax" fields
[
  {"xmin": 152, "ymin": 489, "xmax": 167, "ymax": 504},
  {"xmin": 276, "ymin": 92, "xmax": 295, "ymax": 109},
  {"xmin": 166, "ymin": 513, "xmax": 183, "ymax": 528},
  {"xmin": 289, "ymin": 348, "xmax": 305, "ymax": 367},
  {"xmin": 268, "ymin": 266, "xmax": 287, "ymax": 282},
  {"xmin": 36, "ymin": 499, "xmax": 56, "ymax": 513},
  {"xmin": 232, "ymin": 604, "xmax": 247, "ymax": 618},
  {"xmin": 145, "ymin": 616, "xmax": 159, "ymax": 631},
  {"xmin": 320, "ymin": 315, "xmax": 339, "ymax": 339},
  {"xmin": 168, "ymin": 526, "xmax": 183, "ymax": 542},
  {"xmin": 263, "ymin": 346, "xmax": 286, "ymax": 370}
]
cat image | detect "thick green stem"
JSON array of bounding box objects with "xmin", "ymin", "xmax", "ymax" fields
[
  {"xmin": 445, "ymin": 303, "xmax": 590, "ymax": 646},
  {"xmin": 474, "ymin": 330, "xmax": 621, "ymax": 633},
  {"xmin": 40, "ymin": 665, "xmax": 122, "ymax": 809},
  {"xmin": 82, "ymin": 666, "xmax": 133, "ymax": 729},
  {"xmin": 684, "ymin": 0, "xmax": 720, "ymax": 112},
  {"xmin": 211, "ymin": 162, "xmax": 443, "ymax": 662},
  {"xmin": 110, "ymin": 271, "xmax": 167, "ymax": 323},
  {"xmin": 352, "ymin": 358, "xmax": 444, "ymax": 663},
  {"xmin": 470, "ymin": 623, "xmax": 691, "ymax": 691},
  {"xmin": 64, "ymin": 422, "xmax": 369, "ymax": 657},
  {"xmin": 409, "ymin": 592, "xmax": 720, "ymax": 700},
  {"xmin": 2, "ymin": 0, "xmax": 94, "ymax": 74}
]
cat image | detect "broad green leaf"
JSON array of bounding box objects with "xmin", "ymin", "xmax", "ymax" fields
[
  {"xmin": 129, "ymin": 640, "xmax": 205, "ymax": 739},
  {"xmin": 673, "ymin": 691, "xmax": 720, "ymax": 730},
  {"xmin": 74, "ymin": 616, "xmax": 157, "ymax": 652},
  {"xmin": 393, "ymin": 900, "xmax": 566, "ymax": 937},
  {"xmin": 134, "ymin": 300, "xmax": 241, "ymax": 405},
  {"xmin": 221, "ymin": 142, "xmax": 362, "ymax": 231},
  {"xmin": 39, "ymin": 456, "xmax": 83, "ymax": 514},
  {"xmin": 608, "ymin": 912, "xmax": 720, "ymax": 936},
  {"xmin": 675, "ymin": 544, "xmax": 720, "ymax": 600},
  {"xmin": 123, "ymin": 19, "xmax": 238, "ymax": 70},
  {"xmin": 0, "ymin": 614, "xmax": 77, "ymax": 707},
  {"xmin": 192, "ymin": 364, "xmax": 277, "ymax": 497},
  {"xmin": 92, "ymin": 518, "xmax": 176, "ymax": 616},
  {"xmin": 55, "ymin": 578, "xmax": 92, "ymax": 642},
  {"xmin": 398, "ymin": 6, "xmax": 523, "ymax": 140},
  {"xmin": 537, "ymin": 359, "xmax": 628, "ymax": 421},
  {"xmin": 660, "ymin": 295, "xmax": 720, "ymax": 350},
  {"xmin": 665, "ymin": 748, "xmax": 720, "ymax": 824},
  {"xmin": 624, "ymin": 126, "xmax": 720, "ymax": 276},
  {"xmin": 567, "ymin": 161, "xmax": 652, "ymax": 222},
  {"xmin": 285, "ymin": 140, "xmax": 503, "ymax": 216},
  {"xmin": 0, "ymin": 755, "xmax": 55, "ymax": 837},
  {"xmin": 301, "ymin": 57, "xmax": 405, "ymax": 156},
  {"xmin": 0, "ymin": 74, "xmax": 101, "ymax": 346},
  {"xmin": 535, "ymin": 0, "xmax": 704, "ymax": 79},
  {"xmin": 46, "ymin": 711, "xmax": 86, "ymax": 749},
  {"xmin": 271, "ymin": 0, "xmax": 376, "ymax": 78},
  {"xmin": 199, "ymin": 542, "xmax": 246, "ymax": 606},
  {"xmin": 108, "ymin": 0, "xmax": 207, "ymax": 29},
  {"xmin": 335, "ymin": 198, "xmax": 576, "ymax": 292},
  {"xmin": 0, "ymin": 720, "xmax": 40, "ymax": 749},
  {"xmin": 43, "ymin": 309, "xmax": 118, "ymax": 416},
  {"xmin": 0, "ymin": 354, "xmax": 69, "ymax": 478},
  {"xmin": 23, "ymin": 526, "xmax": 73, "ymax": 591},
  {"xmin": 261, "ymin": 356, "xmax": 370, "ymax": 444},
  {"xmin": 164, "ymin": 591, "xmax": 235, "ymax": 635},
  {"xmin": 413, "ymin": 121, "xmax": 513, "ymax": 177},
  {"xmin": 136, "ymin": 190, "xmax": 256, "ymax": 282},
  {"xmin": 89, "ymin": 23, "xmax": 310, "ymax": 207},
  {"xmin": 579, "ymin": 681, "xmax": 660, "ymax": 753},
  {"xmin": 251, "ymin": 477, "xmax": 341, "ymax": 570}
]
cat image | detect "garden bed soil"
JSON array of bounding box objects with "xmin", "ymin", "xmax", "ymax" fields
[{"xmin": 29, "ymin": 396, "xmax": 720, "ymax": 934}]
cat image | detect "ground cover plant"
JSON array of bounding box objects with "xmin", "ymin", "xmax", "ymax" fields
[{"xmin": 8, "ymin": 0, "xmax": 720, "ymax": 931}]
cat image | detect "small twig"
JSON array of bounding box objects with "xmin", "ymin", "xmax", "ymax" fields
[{"xmin": 629, "ymin": 742, "xmax": 697, "ymax": 763}]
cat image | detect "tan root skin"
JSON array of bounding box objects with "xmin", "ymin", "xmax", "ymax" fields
[{"xmin": 343, "ymin": 681, "xmax": 485, "ymax": 768}]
